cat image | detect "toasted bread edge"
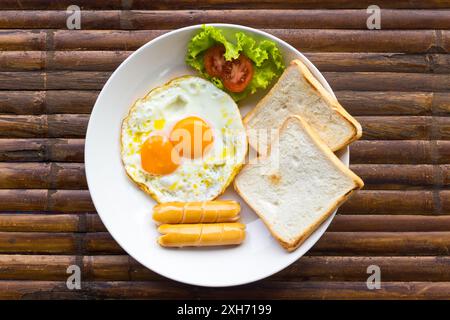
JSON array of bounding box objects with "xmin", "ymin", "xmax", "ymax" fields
[{"xmin": 291, "ymin": 59, "xmax": 363, "ymax": 150}]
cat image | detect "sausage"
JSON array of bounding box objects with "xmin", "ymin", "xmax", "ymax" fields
[
  {"xmin": 152, "ymin": 200, "xmax": 240, "ymax": 224},
  {"xmin": 157, "ymin": 223, "xmax": 246, "ymax": 247}
]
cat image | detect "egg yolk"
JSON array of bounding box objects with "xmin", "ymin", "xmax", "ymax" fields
[
  {"xmin": 140, "ymin": 135, "xmax": 179, "ymax": 175},
  {"xmin": 169, "ymin": 116, "xmax": 214, "ymax": 159}
]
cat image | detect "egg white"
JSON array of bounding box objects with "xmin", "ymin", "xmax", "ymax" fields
[{"xmin": 121, "ymin": 76, "xmax": 247, "ymax": 202}]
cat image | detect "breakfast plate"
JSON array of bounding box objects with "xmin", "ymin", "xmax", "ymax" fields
[{"xmin": 85, "ymin": 24, "xmax": 349, "ymax": 287}]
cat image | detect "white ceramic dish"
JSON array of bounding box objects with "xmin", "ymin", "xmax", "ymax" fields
[{"xmin": 85, "ymin": 24, "xmax": 348, "ymax": 287}]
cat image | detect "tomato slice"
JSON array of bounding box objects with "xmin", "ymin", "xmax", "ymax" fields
[
  {"xmin": 204, "ymin": 45, "xmax": 254, "ymax": 93},
  {"xmin": 204, "ymin": 45, "xmax": 226, "ymax": 78},
  {"xmin": 221, "ymin": 54, "xmax": 254, "ymax": 93}
]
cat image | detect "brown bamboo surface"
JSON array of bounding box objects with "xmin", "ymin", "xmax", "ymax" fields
[
  {"xmin": 2, "ymin": 29, "xmax": 448, "ymax": 52},
  {"xmin": 0, "ymin": 3, "xmax": 449, "ymax": 300}
]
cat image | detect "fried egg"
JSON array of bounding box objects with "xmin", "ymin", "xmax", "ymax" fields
[{"xmin": 121, "ymin": 76, "xmax": 247, "ymax": 203}]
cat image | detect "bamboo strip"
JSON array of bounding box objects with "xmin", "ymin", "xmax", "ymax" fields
[
  {"xmin": 1, "ymin": 10, "xmax": 449, "ymax": 30},
  {"xmin": 1, "ymin": 280, "xmax": 450, "ymax": 299}
]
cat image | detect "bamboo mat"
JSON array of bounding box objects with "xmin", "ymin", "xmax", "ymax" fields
[{"xmin": 0, "ymin": 1, "xmax": 450, "ymax": 299}]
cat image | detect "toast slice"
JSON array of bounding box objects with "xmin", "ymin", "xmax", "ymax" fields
[
  {"xmin": 234, "ymin": 116, "xmax": 363, "ymax": 251},
  {"xmin": 244, "ymin": 59, "xmax": 362, "ymax": 155}
]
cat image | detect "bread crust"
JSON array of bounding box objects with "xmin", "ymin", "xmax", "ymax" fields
[
  {"xmin": 291, "ymin": 60, "xmax": 362, "ymax": 150},
  {"xmin": 120, "ymin": 76, "xmax": 248, "ymax": 203},
  {"xmin": 234, "ymin": 115, "xmax": 363, "ymax": 252},
  {"xmin": 243, "ymin": 59, "xmax": 362, "ymax": 153}
]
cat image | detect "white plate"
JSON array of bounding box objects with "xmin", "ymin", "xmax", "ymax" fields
[{"xmin": 85, "ymin": 24, "xmax": 348, "ymax": 287}]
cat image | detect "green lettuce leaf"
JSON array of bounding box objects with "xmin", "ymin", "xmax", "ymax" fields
[{"xmin": 186, "ymin": 25, "xmax": 285, "ymax": 102}]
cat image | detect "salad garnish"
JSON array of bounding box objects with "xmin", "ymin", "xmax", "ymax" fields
[{"xmin": 186, "ymin": 25, "xmax": 285, "ymax": 101}]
